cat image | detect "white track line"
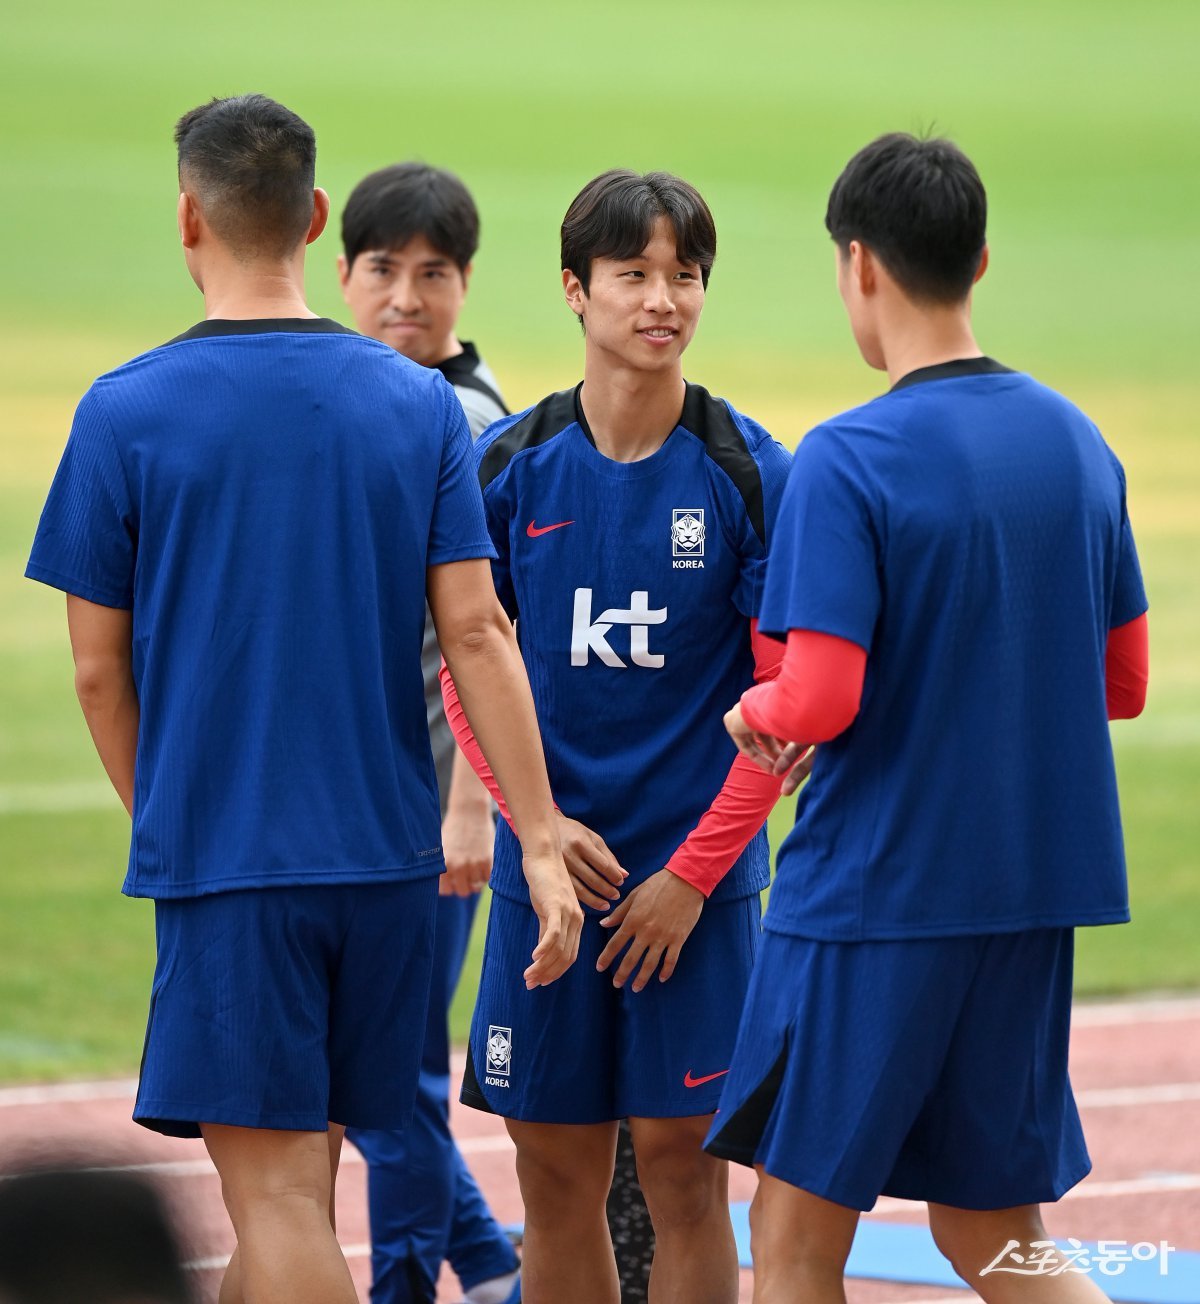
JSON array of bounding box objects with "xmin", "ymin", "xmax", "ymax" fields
[
  {"xmin": 1077, "ymin": 1082, "xmax": 1200, "ymax": 1107},
  {"xmin": 1072, "ymin": 996, "xmax": 1200, "ymax": 1025},
  {"xmin": 0, "ymin": 1078, "xmax": 138, "ymax": 1106}
]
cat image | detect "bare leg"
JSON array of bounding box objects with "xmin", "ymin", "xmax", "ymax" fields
[
  {"xmin": 929, "ymin": 1203, "xmax": 1113, "ymax": 1303},
  {"xmin": 628, "ymin": 1115, "xmax": 737, "ymax": 1304},
  {"xmin": 202, "ymin": 1123, "xmax": 356, "ymax": 1304},
  {"xmin": 747, "ymin": 1169, "xmax": 858, "ymax": 1304},
  {"xmin": 507, "ymin": 1118, "xmax": 620, "ymax": 1304}
]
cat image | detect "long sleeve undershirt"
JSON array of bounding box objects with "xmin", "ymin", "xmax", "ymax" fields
[
  {"xmin": 739, "ymin": 612, "xmax": 1150, "ymax": 744},
  {"xmin": 439, "ymin": 620, "xmax": 790, "ymax": 898}
]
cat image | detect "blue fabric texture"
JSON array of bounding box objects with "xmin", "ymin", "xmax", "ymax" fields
[
  {"xmin": 475, "ymin": 383, "xmax": 792, "ymax": 905},
  {"xmin": 760, "ymin": 364, "xmax": 1148, "ymax": 940},
  {"xmin": 26, "ymin": 321, "xmax": 495, "ymax": 899}
]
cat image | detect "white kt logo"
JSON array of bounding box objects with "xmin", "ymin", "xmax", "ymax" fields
[{"xmin": 571, "ymin": 589, "xmax": 667, "ymax": 668}]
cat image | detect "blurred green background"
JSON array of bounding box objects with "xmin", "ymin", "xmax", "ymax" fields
[{"xmin": 1, "ymin": 1, "xmax": 1197, "ymax": 1080}]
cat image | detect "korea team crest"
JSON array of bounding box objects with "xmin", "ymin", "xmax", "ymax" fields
[
  {"xmin": 485, "ymin": 1025, "xmax": 512, "ymax": 1080},
  {"xmin": 672, "ymin": 509, "xmax": 705, "ymax": 569}
]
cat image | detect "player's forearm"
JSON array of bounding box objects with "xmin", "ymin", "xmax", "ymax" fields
[
  {"xmin": 440, "ymin": 623, "xmax": 557, "ymax": 857},
  {"xmin": 666, "ymin": 754, "xmax": 784, "ymax": 896},
  {"xmin": 445, "ymin": 745, "xmax": 494, "ymax": 818},
  {"xmin": 74, "ymin": 661, "xmax": 139, "ymax": 816}
]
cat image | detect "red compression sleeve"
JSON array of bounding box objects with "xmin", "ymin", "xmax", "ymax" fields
[
  {"xmin": 665, "ymin": 621, "xmax": 790, "ymax": 898},
  {"xmin": 739, "ymin": 629, "xmax": 867, "ymax": 743},
  {"xmin": 1106, "ymin": 612, "xmax": 1149, "ymax": 719},
  {"xmin": 439, "ymin": 660, "xmax": 513, "ymax": 828}
]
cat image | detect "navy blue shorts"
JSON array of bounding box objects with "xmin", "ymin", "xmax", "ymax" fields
[
  {"xmin": 135, "ymin": 878, "xmax": 438, "ymax": 1138},
  {"xmin": 461, "ymin": 891, "xmax": 761, "ymax": 1123},
  {"xmin": 704, "ymin": 927, "xmax": 1090, "ymax": 1211}
]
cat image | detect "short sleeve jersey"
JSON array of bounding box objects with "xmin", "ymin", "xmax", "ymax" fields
[
  {"xmin": 26, "ymin": 318, "xmax": 496, "ymax": 899},
  {"xmin": 761, "ymin": 358, "xmax": 1148, "ymax": 941},
  {"xmin": 475, "ymin": 382, "xmax": 792, "ymax": 904}
]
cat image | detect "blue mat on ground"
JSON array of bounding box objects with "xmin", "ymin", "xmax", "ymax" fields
[{"xmin": 727, "ymin": 1204, "xmax": 1200, "ymax": 1304}]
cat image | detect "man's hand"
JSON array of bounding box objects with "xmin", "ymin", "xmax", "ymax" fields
[
  {"xmin": 522, "ymin": 850, "xmax": 584, "ymax": 988},
  {"xmin": 557, "ymin": 813, "xmax": 627, "ymax": 910},
  {"xmin": 596, "ymin": 869, "xmax": 704, "ymax": 993},
  {"xmin": 724, "ymin": 701, "xmax": 814, "ymax": 796},
  {"xmin": 439, "ymin": 803, "xmax": 494, "ymax": 896}
]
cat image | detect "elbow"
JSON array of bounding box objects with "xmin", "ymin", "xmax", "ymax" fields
[
  {"xmin": 73, "ymin": 654, "xmax": 131, "ymax": 712},
  {"xmin": 1108, "ymin": 676, "xmax": 1148, "ymax": 721}
]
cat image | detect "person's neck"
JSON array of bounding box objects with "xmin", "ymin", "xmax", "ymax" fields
[
  {"xmin": 878, "ymin": 305, "xmax": 982, "ymax": 388},
  {"xmin": 200, "ymin": 260, "xmax": 317, "ymax": 322},
  {"xmin": 579, "ymin": 360, "xmax": 686, "ymax": 463}
]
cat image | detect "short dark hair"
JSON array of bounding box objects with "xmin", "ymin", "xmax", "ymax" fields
[
  {"xmin": 0, "ymin": 1168, "xmax": 190, "ymax": 1303},
  {"xmin": 175, "ymin": 94, "xmax": 316, "ymax": 260},
  {"xmin": 341, "ymin": 163, "xmax": 479, "ymax": 272},
  {"xmin": 561, "ymin": 170, "xmax": 717, "ymax": 293},
  {"xmin": 825, "ymin": 133, "xmax": 987, "ymax": 304}
]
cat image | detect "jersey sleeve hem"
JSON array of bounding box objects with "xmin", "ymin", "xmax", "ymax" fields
[
  {"xmin": 756, "ymin": 615, "xmax": 872, "ymax": 654},
  {"xmin": 425, "ymin": 541, "xmax": 499, "ymax": 567},
  {"xmin": 24, "ymin": 562, "xmax": 132, "ymax": 610}
]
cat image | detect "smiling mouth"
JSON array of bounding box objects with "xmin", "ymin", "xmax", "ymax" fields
[{"xmin": 639, "ymin": 328, "xmax": 677, "ymax": 339}]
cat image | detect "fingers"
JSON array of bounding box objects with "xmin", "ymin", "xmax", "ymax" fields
[
  {"xmin": 658, "ymin": 940, "xmax": 683, "ymax": 985},
  {"xmin": 570, "ymin": 877, "xmax": 616, "ymax": 911},
  {"xmin": 779, "ymin": 745, "xmax": 816, "ymax": 796},
  {"xmin": 524, "ymin": 901, "xmax": 583, "ymax": 988},
  {"xmin": 565, "ymin": 855, "xmax": 622, "ymax": 908},
  {"xmin": 630, "ymin": 943, "xmax": 666, "ymax": 993}
]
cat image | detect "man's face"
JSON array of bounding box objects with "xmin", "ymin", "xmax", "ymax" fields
[
  {"xmin": 564, "ymin": 215, "xmax": 705, "ymax": 374},
  {"xmin": 338, "ymin": 234, "xmax": 469, "ymax": 366}
]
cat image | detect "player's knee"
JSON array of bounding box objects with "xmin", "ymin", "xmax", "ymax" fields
[
  {"xmin": 636, "ymin": 1139, "xmax": 723, "ymax": 1227},
  {"xmin": 928, "ymin": 1205, "xmax": 1045, "ymax": 1283},
  {"xmin": 515, "ymin": 1141, "xmax": 609, "ymax": 1217},
  {"xmin": 219, "ymin": 1170, "xmax": 331, "ymax": 1231}
]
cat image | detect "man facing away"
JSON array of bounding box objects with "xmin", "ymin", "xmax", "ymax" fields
[
  {"xmin": 711, "ymin": 132, "xmax": 1149, "ymax": 1303},
  {"xmin": 25, "ymin": 95, "xmax": 580, "ymax": 1304},
  {"xmin": 336, "ymin": 161, "xmax": 520, "ymax": 1304}
]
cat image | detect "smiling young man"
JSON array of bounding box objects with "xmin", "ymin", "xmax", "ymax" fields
[
  {"xmin": 709, "ymin": 134, "xmax": 1148, "ymax": 1303},
  {"xmin": 24, "ymin": 99, "xmax": 580, "ymax": 1304},
  {"xmin": 441, "ymin": 170, "xmax": 794, "ymax": 1303},
  {"xmin": 336, "ymin": 162, "xmax": 520, "ymax": 1304}
]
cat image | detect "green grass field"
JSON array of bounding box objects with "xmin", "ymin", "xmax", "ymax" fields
[{"xmin": 1, "ymin": 1, "xmax": 1197, "ymax": 1081}]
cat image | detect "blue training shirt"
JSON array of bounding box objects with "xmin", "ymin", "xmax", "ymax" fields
[
  {"xmin": 476, "ymin": 383, "xmax": 792, "ymax": 905},
  {"xmin": 762, "ymin": 357, "xmax": 1148, "ymax": 941},
  {"xmin": 27, "ymin": 318, "xmax": 496, "ymax": 899}
]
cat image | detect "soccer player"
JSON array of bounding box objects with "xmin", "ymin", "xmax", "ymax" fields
[
  {"xmin": 708, "ymin": 133, "xmax": 1149, "ymax": 1303},
  {"xmin": 336, "ymin": 161, "xmax": 520, "ymax": 1304},
  {"xmin": 25, "ymin": 95, "xmax": 580, "ymax": 1304},
  {"xmin": 442, "ymin": 170, "xmax": 794, "ymax": 1303}
]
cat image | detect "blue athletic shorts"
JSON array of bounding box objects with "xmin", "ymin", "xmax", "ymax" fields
[
  {"xmin": 134, "ymin": 878, "xmax": 438, "ymax": 1138},
  {"xmin": 461, "ymin": 891, "xmax": 761, "ymax": 1123},
  {"xmin": 704, "ymin": 927, "xmax": 1090, "ymax": 1211}
]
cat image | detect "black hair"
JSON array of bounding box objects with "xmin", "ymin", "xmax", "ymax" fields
[
  {"xmin": 825, "ymin": 133, "xmax": 987, "ymax": 304},
  {"xmin": 341, "ymin": 163, "xmax": 479, "ymax": 272},
  {"xmin": 175, "ymin": 93, "xmax": 316, "ymax": 260},
  {"xmin": 0, "ymin": 1168, "xmax": 191, "ymax": 1303},
  {"xmin": 561, "ymin": 170, "xmax": 717, "ymax": 293}
]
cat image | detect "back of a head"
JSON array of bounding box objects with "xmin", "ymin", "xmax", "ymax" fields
[
  {"xmin": 825, "ymin": 133, "xmax": 987, "ymax": 304},
  {"xmin": 175, "ymin": 93, "xmax": 316, "ymax": 262},
  {"xmin": 0, "ymin": 1168, "xmax": 190, "ymax": 1304},
  {"xmin": 341, "ymin": 162, "xmax": 480, "ymax": 271},
  {"xmin": 561, "ymin": 169, "xmax": 717, "ymax": 292}
]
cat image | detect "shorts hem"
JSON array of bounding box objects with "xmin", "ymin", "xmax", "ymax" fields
[
  {"xmin": 880, "ymin": 1156, "xmax": 1094, "ymax": 1211},
  {"xmin": 134, "ymin": 1103, "xmax": 332, "ymax": 1139}
]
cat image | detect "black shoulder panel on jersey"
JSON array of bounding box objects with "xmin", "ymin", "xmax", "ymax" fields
[
  {"xmin": 478, "ymin": 387, "xmax": 578, "ymax": 489},
  {"xmin": 680, "ymin": 383, "xmax": 766, "ymax": 545}
]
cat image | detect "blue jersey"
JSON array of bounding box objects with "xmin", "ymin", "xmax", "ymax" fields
[
  {"xmin": 761, "ymin": 358, "xmax": 1148, "ymax": 941},
  {"xmin": 27, "ymin": 318, "xmax": 495, "ymax": 899},
  {"xmin": 476, "ymin": 383, "xmax": 791, "ymax": 905}
]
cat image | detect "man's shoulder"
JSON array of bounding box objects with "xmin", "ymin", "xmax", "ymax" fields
[{"xmin": 477, "ymin": 387, "xmax": 579, "ymax": 488}]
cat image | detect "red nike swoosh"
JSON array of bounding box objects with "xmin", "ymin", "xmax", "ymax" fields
[
  {"xmin": 526, "ymin": 519, "xmax": 575, "ymax": 537},
  {"xmin": 683, "ymin": 1068, "xmax": 730, "ymax": 1088}
]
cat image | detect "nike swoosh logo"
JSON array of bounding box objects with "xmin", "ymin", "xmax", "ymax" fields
[
  {"xmin": 526, "ymin": 519, "xmax": 575, "ymax": 537},
  {"xmin": 683, "ymin": 1068, "xmax": 730, "ymax": 1088}
]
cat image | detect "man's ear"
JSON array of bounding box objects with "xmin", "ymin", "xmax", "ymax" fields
[
  {"xmin": 336, "ymin": 253, "xmax": 351, "ymax": 297},
  {"xmin": 973, "ymin": 244, "xmax": 989, "ymax": 284},
  {"xmin": 177, "ymin": 191, "xmax": 203, "ymax": 250},
  {"xmin": 850, "ymin": 240, "xmax": 877, "ymax": 296},
  {"xmin": 562, "ymin": 267, "xmax": 586, "ymax": 318},
  {"xmin": 305, "ymin": 188, "xmax": 330, "ymax": 246},
  {"xmin": 460, "ymin": 261, "xmax": 473, "ymax": 296}
]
